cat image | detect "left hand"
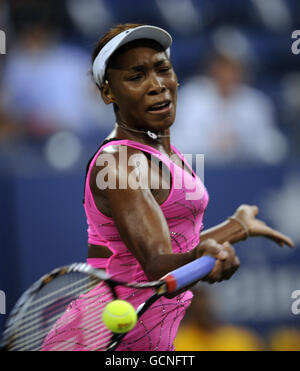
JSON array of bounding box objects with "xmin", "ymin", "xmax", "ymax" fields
[{"xmin": 232, "ymin": 204, "xmax": 294, "ymax": 248}]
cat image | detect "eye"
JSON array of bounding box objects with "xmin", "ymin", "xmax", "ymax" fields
[
  {"xmin": 159, "ymin": 67, "xmax": 170, "ymax": 73},
  {"xmin": 128, "ymin": 74, "xmax": 142, "ymax": 81}
]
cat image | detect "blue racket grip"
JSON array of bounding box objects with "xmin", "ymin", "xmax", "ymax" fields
[{"xmin": 164, "ymin": 256, "xmax": 216, "ymax": 292}]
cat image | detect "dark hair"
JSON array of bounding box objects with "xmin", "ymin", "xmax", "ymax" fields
[{"xmin": 91, "ymin": 23, "xmax": 144, "ymax": 87}]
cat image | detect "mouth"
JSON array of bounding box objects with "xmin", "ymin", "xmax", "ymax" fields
[{"xmin": 146, "ymin": 100, "xmax": 172, "ymax": 114}]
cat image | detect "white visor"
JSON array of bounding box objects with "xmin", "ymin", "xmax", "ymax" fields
[{"xmin": 92, "ymin": 25, "xmax": 172, "ymax": 86}]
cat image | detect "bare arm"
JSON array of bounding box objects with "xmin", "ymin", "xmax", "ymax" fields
[
  {"xmin": 200, "ymin": 204, "xmax": 294, "ymax": 248},
  {"xmin": 103, "ymin": 152, "xmax": 193, "ymax": 280},
  {"xmin": 90, "ymin": 146, "xmax": 239, "ymax": 286},
  {"xmin": 200, "ymin": 219, "xmax": 247, "ymax": 245}
]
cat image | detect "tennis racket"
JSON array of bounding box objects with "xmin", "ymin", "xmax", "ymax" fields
[{"xmin": 1, "ymin": 255, "xmax": 216, "ymax": 351}]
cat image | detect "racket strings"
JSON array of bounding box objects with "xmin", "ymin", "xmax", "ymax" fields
[
  {"xmin": 11, "ymin": 294, "xmax": 111, "ymax": 351},
  {"xmin": 5, "ymin": 277, "xmax": 99, "ymax": 340},
  {"xmin": 7, "ymin": 297, "xmax": 111, "ymax": 351},
  {"xmin": 24, "ymin": 275, "xmax": 99, "ymax": 315},
  {"xmin": 32, "ymin": 286, "xmax": 158, "ymax": 351},
  {"xmin": 42, "ymin": 290, "xmax": 114, "ymax": 351},
  {"xmin": 3, "ymin": 274, "xmax": 114, "ymax": 351},
  {"xmin": 3, "ymin": 268, "xmax": 166, "ymax": 351}
]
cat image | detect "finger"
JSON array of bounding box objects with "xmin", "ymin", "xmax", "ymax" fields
[
  {"xmin": 202, "ymin": 241, "xmax": 239, "ymax": 283},
  {"xmin": 203, "ymin": 259, "xmax": 224, "ymax": 283},
  {"xmin": 220, "ymin": 242, "xmax": 236, "ymax": 272},
  {"xmin": 257, "ymin": 220, "xmax": 267, "ymax": 226},
  {"xmin": 217, "ymin": 249, "xmax": 229, "ymax": 261},
  {"xmin": 282, "ymin": 236, "xmax": 294, "ymax": 248},
  {"xmin": 207, "ymin": 245, "xmax": 236, "ymax": 282},
  {"xmin": 204, "ymin": 255, "xmax": 240, "ymax": 283},
  {"xmin": 270, "ymin": 230, "xmax": 294, "ymax": 248},
  {"xmin": 216, "ymin": 243, "xmax": 240, "ymax": 281},
  {"xmin": 252, "ymin": 205, "xmax": 259, "ymax": 216},
  {"xmin": 201, "ymin": 239, "xmax": 228, "ymax": 259},
  {"xmin": 259, "ymin": 225, "xmax": 294, "ymax": 248},
  {"xmin": 223, "ymin": 256, "xmax": 240, "ymax": 280},
  {"xmin": 278, "ymin": 238, "xmax": 294, "ymax": 248}
]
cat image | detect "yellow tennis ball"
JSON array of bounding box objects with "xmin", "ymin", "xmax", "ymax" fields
[{"xmin": 102, "ymin": 300, "xmax": 137, "ymax": 333}]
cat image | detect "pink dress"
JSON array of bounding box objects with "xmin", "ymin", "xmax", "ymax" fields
[{"xmin": 42, "ymin": 139, "xmax": 209, "ymax": 351}]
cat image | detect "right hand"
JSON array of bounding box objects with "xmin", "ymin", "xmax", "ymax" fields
[{"xmin": 194, "ymin": 239, "xmax": 240, "ymax": 284}]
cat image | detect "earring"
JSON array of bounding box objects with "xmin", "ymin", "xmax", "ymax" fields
[
  {"xmin": 177, "ymin": 83, "xmax": 180, "ymax": 87},
  {"xmin": 108, "ymin": 94, "xmax": 114, "ymax": 103},
  {"xmin": 105, "ymin": 81, "xmax": 114, "ymax": 102}
]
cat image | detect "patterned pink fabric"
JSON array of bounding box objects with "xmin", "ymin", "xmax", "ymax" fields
[{"xmin": 42, "ymin": 139, "xmax": 209, "ymax": 351}]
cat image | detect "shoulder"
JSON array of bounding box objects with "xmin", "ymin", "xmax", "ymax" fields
[
  {"xmin": 96, "ymin": 143, "xmax": 149, "ymax": 171},
  {"xmin": 90, "ymin": 143, "xmax": 151, "ymax": 193}
]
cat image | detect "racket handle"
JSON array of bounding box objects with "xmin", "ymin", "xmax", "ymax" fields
[{"xmin": 163, "ymin": 256, "xmax": 216, "ymax": 293}]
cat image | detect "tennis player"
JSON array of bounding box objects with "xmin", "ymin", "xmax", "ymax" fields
[{"xmin": 45, "ymin": 23, "xmax": 293, "ymax": 351}]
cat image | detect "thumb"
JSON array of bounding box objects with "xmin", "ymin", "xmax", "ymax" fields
[
  {"xmin": 217, "ymin": 245, "xmax": 229, "ymax": 261},
  {"xmin": 252, "ymin": 205, "xmax": 259, "ymax": 216}
]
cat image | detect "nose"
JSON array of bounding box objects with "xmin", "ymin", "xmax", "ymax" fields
[{"xmin": 147, "ymin": 74, "xmax": 166, "ymax": 95}]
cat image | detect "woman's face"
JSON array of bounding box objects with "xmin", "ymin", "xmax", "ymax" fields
[{"xmin": 104, "ymin": 39, "xmax": 178, "ymax": 132}]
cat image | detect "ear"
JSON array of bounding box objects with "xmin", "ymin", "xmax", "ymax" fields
[{"xmin": 100, "ymin": 81, "xmax": 115, "ymax": 105}]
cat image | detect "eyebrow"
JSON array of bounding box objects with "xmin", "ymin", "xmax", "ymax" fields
[{"xmin": 128, "ymin": 59, "xmax": 169, "ymax": 72}]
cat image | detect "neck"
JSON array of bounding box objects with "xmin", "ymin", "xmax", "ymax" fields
[{"xmin": 113, "ymin": 119, "xmax": 172, "ymax": 154}]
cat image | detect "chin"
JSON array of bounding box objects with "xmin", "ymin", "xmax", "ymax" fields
[{"xmin": 148, "ymin": 113, "xmax": 176, "ymax": 131}]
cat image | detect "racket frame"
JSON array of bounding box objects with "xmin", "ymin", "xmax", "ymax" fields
[{"xmin": 1, "ymin": 256, "xmax": 216, "ymax": 351}]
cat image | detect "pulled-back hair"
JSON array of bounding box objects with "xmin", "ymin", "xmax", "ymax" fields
[{"xmin": 91, "ymin": 23, "xmax": 144, "ymax": 87}]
